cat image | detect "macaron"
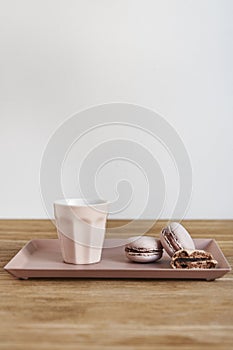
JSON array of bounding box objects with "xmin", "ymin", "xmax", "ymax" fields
[
  {"xmin": 160, "ymin": 222, "xmax": 195, "ymax": 257},
  {"xmin": 125, "ymin": 236, "xmax": 163, "ymax": 263},
  {"xmin": 170, "ymin": 249, "xmax": 218, "ymax": 269}
]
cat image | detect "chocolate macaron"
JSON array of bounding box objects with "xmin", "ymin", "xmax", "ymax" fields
[
  {"xmin": 160, "ymin": 222, "xmax": 195, "ymax": 257},
  {"xmin": 171, "ymin": 249, "xmax": 218, "ymax": 269},
  {"xmin": 125, "ymin": 236, "xmax": 163, "ymax": 263}
]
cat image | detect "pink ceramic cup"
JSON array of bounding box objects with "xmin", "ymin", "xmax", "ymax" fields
[{"xmin": 54, "ymin": 199, "xmax": 108, "ymax": 265}]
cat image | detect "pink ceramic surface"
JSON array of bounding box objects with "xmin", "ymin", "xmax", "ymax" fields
[
  {"xmin": 4, "ymin": 238, "xmax": 231, "ymax": 280},
  {"xmin": 54, "ymin": 199, "xmax": 108, "ymax": 264}
]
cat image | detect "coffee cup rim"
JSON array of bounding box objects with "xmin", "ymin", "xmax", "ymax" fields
[{"xmin": 54, "ymin": 198, "xmax": 109, "ymax": 207}]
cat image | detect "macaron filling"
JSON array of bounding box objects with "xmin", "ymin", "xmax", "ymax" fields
[
  {"xmin": 125, "ymin": 247, "xmax": 161, "ymax": 254},
  {"xmin": 175, "ymin": 257, "xmax": 211, "ymax": 263},
  {"xmin": 161, "ymin": 227, "xmax": 183, "ymax": 253}
]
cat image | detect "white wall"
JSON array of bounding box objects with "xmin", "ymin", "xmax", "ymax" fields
[{"xmin": 1, "ymin": 0, "xmax": 233, "ymax": 219}]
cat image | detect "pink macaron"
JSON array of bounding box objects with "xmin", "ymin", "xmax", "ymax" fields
[
  {"xmin": 160, "ymin": 222, "xmax": 195, "ymax": 257},
  {"xmin": 125, "ymin": 236, "xmax": 163, "ymax": 263}
]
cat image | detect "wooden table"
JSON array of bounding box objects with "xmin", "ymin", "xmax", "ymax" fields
[{"xmin": 0, "ymin": 220, "xmax": 232, "ymax": 350}]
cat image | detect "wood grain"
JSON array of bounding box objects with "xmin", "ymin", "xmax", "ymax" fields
[{"xmin": 0, "ymin": 220, "xmax": 232, "ymax": 350}]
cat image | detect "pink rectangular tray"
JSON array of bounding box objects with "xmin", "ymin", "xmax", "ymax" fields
[{"xmin": 4, "ymin": 238, "xmax": 231, "ymax": 280}]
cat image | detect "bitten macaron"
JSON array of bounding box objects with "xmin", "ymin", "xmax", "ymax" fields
[
  {"xmin": 170, "ymin": 249, "xmax": 218, "ymax": 269},
  {"xmin": 160, "ymin": 222, "xmax": 195, "ymax": 257},
  {"xmin": 125, "ymin": 236, "xmax": 163, "ymax": 263}
]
